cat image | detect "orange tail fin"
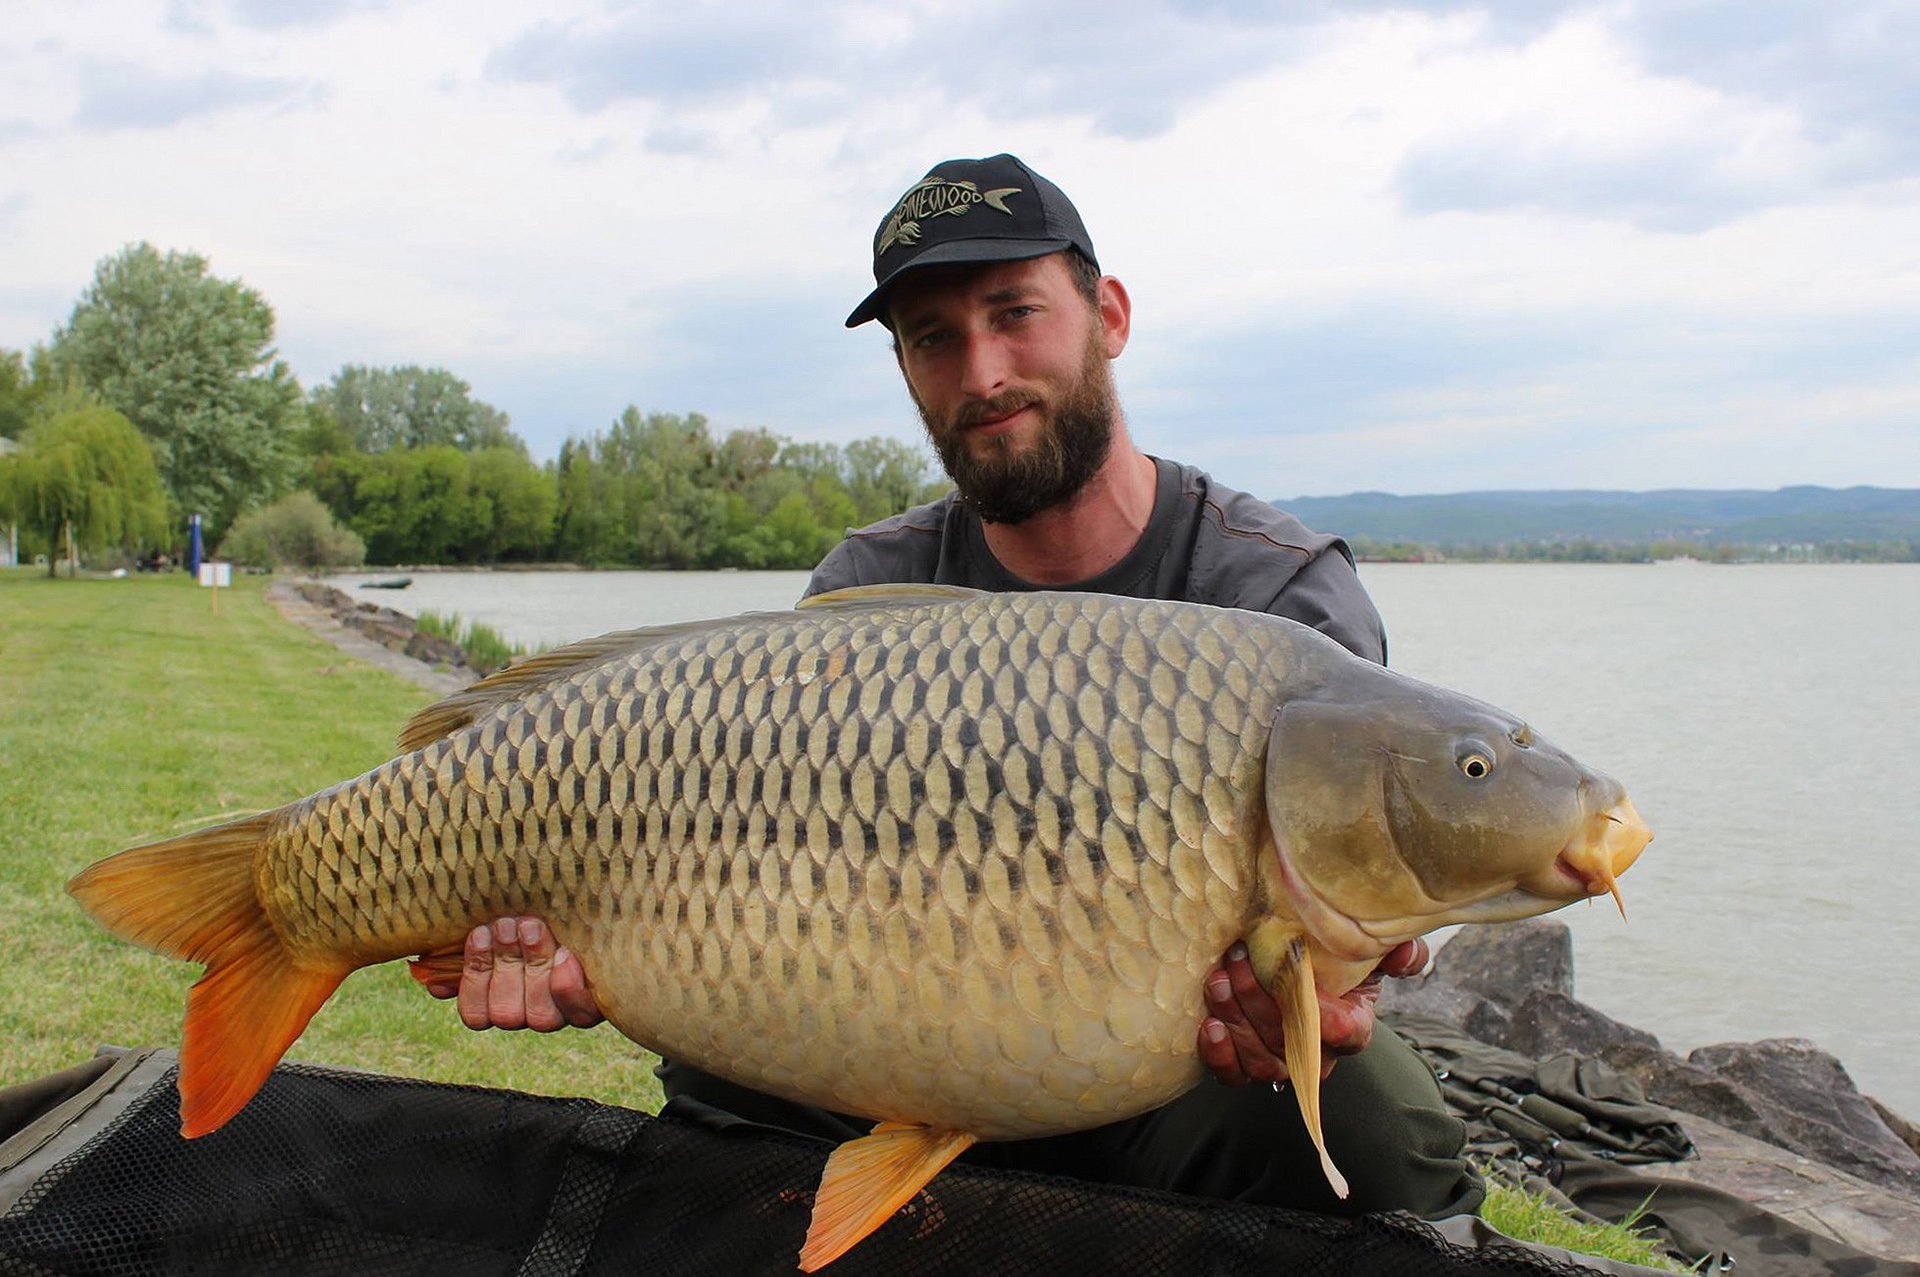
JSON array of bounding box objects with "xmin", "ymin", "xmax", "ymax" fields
[{"xmin": 68, "ymin": 812, "xmax": 350, "ymax": 1138}]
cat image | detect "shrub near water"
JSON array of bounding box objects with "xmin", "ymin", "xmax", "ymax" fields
[{"xmin": 221, "ymin": 491, "xmax": 365, "ymax": 570}]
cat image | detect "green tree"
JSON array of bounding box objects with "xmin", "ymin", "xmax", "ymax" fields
[
  {"xmin": 0, "ymin": 348, "xmax": 54, "ymax": 440},
  {"xmin": 843, "ymin": 436, "xmax": 939, "ymax": 523},
  {"xmin": 312, "ymin": 365, "xmax": 521, "ymax": 454},
  {"xmin": 219, "ymin": 491, "xmax": 365, "ymax": 570},
  {"xmin": 311, "ymin": 444, "xmax": 555, "ymax": 565},
  {"xmin": 551, "ymin": 437, "xmax": 622, "ymax": 566},
  {"xmin": 47, "ymin": 243, "xmax": 301, "ymax": 540},
  {"xmin": 465, "ymin": 446, "xmax": 557, "ymax": 561},
  {"xmin": 0, "ymin": 399, "xmax": 169, "ymax": 577}
]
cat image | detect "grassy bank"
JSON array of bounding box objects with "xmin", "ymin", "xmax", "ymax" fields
[{"xmin": 0, "ymin": 566, "xmax": 662, "ymax": 1108}]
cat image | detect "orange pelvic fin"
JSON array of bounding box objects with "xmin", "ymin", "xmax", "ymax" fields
[
  {"xmin": 408, "ymin": 943, "xmax": 466, "ymax": 987},
  {"xmin": 1275, "ymin": 936, "xmax": 1351, "ymax": 1200},
  {"xmin": 798, "ymin": 1121, "xmax": 977, "ymax": 1272},
  {"xmin": 68, "ymin": 811, "xmax": 350, "ymax": 1138}
]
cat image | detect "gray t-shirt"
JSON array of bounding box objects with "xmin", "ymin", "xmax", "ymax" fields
[{"xmin": 806, "ymin": 457, "xmax": 1387, "ymax": 665}]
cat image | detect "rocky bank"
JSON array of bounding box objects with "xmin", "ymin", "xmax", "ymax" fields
[{"xmin": 1383, "ymin": 918, "xmax": 1920, "ymax": 1261}]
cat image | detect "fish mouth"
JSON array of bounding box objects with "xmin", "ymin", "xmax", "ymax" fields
[{"xmin": 1546, "ymin": 798, "xmax": 1652, "ymax": 919}]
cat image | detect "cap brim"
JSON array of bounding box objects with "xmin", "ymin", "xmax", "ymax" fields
[{"xmin": 844, "ymin": 236, "xmax": 1077, "ymax": 328}]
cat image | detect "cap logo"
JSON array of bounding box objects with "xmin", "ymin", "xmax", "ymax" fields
[{"xmin": 876, "ymin": 177, "xmax": 1022, "ymax": 256}]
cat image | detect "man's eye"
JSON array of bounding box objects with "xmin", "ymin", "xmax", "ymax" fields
[
  {"xmin": 910, "ymin": 330, "xmax": 948, "ymax": 350},
  {"xmin": 1003, "ymin": 305, "xmax": 1035, "ymax": 321}
]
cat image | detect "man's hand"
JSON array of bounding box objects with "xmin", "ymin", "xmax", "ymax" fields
[
  {"xmin": 423, "ymin": 916, "xmax": 605, "ymax": 1032},
  {"xmin": 1197, "ymin": 937, "xmax": 1429, "ymax": 1087}
]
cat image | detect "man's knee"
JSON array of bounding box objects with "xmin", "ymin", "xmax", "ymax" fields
[{"xmin": 1115, "ymin": 1028, "xmax": 1482, "ymax": 1218}]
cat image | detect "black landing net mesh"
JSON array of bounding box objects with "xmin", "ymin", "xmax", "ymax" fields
[{"xmin": 0, "ymin": 1052, "xmax": 1602, "ymax": 1277}]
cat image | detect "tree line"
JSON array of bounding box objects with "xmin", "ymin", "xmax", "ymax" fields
[
  {"xmin": 0, "ymin": 243, "xmax": 944, "ymax": 575},
  {"xmin": 1349, "ymin": 535, "xmax": 1920, "ymax": 564}
]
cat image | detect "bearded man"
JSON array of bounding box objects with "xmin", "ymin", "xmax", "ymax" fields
[{"xmin": 436, "ymin": 155, "xmax": 1481, "ymax": 1222}]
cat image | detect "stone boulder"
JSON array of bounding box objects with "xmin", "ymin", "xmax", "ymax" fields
[
  {"xmin": 1684, "ymin": 1039, "xmax": 1920, "ymax": 1197},
  {"xmin": 1376, "ymin": 972, "xmax": 1515, "ymax": 1048},
  {"xmin": 404, "ymin": 629, "xmax": 467, "ymax": 668},
  {"xmin": 1503, "ymin": 990, "xmax": 1661, "ymax": 1064},
  {"xmin": 1380, "ymin": 921, "xmax": 1580, "ymax": 1056},
  {"xmin": 1430, "ymin": 919, "xmax": 1576, "ymax": 1007}
]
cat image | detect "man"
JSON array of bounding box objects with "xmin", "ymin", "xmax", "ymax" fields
[{"xmin": 430, "ymin": 154, "xmax": 1481, "ymax": 1220}]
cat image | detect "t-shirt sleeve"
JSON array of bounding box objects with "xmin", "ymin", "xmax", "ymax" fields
[
  {"xmin": 803, "ymin": 539, "xmax": 862, "ymax": 599},
  {"xmin": 1255, "ymin": 544, "xmax": 1388, "ymax": 666}
]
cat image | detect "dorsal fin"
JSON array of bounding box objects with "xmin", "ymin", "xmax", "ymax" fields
[
  {"xmin": 797, "ymin": 582, "xmax": 981, "ymax": 611},
  {"xmin": 396, "ymin": 614, "xmax": 783, "ymax": 752}
]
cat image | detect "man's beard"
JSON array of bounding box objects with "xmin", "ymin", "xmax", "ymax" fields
[{"xmin": 916, "ymin": 333, "xmax": 1118, "ymax": 526}]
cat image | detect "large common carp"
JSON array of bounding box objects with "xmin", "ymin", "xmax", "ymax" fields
[{"xmin": 70, "ymin": 585, "xmax": 1649, "ymax": 1270}]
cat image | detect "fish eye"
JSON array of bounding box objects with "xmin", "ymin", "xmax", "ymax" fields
[{"xmin": 1457, "ymin": 747, "xmax": 1495, "ymax": 780}]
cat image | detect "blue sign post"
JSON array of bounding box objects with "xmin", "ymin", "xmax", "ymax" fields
[{"xmin": 188, "ymin": 514, "xmax": 204, "ymax": 579}]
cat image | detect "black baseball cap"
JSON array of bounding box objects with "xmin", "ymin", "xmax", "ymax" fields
[{"xmin": 845, "ymin": 153, "xmax": 1099, "ymax": 328}]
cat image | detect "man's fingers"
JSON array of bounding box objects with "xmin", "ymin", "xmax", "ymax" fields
[
  {"xmin": 551, "ymin": 949, "xmax": 606, "ymax": 1028},
  {"xmin": 456, "ymin": 925, "xmax": 497, "ymax": 1030},
  {"xmin": 1198, "ymin": 1018, "xmax": 1249, "ymax": 1086},
  {"xmin": 1220, "ymin": 943, "xmax": 1286, "ymax": 1055},
  {"xmin": 1202, "ymin": 963, "xmax": 1288, "ymax": 1086},
  {"xmin": 484, "ymin": 917, "xmax": 530, "ymax": 1030},
  {"xmin": 516, "ymin": 918, "xmax": 565, "ymax": 1033},
  {"xmin": 1381, "ymin": 938, "xmax": 1429, "ymax": 980}
]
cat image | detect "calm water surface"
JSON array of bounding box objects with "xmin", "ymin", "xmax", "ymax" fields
[{"xmin": 326, "ymin": 563, "xmax": 1920, "ymax": 1116}]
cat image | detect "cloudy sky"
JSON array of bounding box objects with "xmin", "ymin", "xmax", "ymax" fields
[{"xmin": 4, "ymin": 0, "xmax": 1917, "ymax": 498}]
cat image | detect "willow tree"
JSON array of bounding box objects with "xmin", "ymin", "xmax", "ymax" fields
[{"xmin": 0, "ymin": 401, "xmax": 170, "ymax": 576}]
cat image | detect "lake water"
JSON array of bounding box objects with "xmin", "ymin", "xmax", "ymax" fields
[{"xmin": 325, "ymin": 563, "xmax": 1920, "ymax": 1117}]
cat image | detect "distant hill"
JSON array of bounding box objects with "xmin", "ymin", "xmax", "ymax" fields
[{"xmin": 1274, "ymin": 486, "xmax": 1920, "ymax": 548}]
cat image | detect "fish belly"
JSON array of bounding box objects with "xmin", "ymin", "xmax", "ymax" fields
[{"xmin": 258, "ymin": 593, "xmax": 1292, "ymax": 1140}]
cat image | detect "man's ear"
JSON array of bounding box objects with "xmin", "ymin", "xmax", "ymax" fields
[{"xmin": 1098, "ymin": 276, "xmax": 1132, "ymax": 359}]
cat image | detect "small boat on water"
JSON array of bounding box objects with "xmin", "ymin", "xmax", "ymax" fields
[{"xmin": 359, "ymin": 576, "xmax": 413, "ymax": 590}]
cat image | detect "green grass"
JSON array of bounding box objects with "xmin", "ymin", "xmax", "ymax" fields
[
  {"xmin": 413, "ymin": 606, "xmax": 530, "ymax": 673},
  {"xmin": 0, "ymin": 566, "xmax": 662, "ymax": 1111},
  {"xmin": 1481, "ymin": 1175, "xmax": 1686, "ymax": 1270}
]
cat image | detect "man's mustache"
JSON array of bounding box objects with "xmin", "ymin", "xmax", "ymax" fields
[{"xmin": 953, "ymin": 390, "xmax": 1042, "ymax": 430}]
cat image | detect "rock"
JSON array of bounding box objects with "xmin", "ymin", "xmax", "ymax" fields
[
  {"xmin": 404, "ymin": 629, "xmax": 467, "ymax": 668},
  {"xmin": 1377, "ymin": 974, "xmax": 1517, "ymax": 1047},
  {"xmin": 1683, "ymin": 1039, "xmax": 1920, "ymax": 1196},
  {"xmin": 1429, "ymin": 919, "xmax": 1575, "ymax": 1008},
  {"xmin": 1870, "ymin": 1096, "xmax": 1920, "ymax": 1163},
  {"xmin": 1504, "ymin": 990, "xmax": 1661, "ymax": 1064}
]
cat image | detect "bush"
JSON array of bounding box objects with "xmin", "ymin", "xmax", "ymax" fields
[{"xmin": 221, "ymin": 491, "xmax": 365, "ymax": 570}]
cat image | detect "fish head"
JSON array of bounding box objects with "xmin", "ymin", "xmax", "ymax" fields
[{"xmin": 1263, "ymin": 662, "xmax": 1651, "ymax": 960}]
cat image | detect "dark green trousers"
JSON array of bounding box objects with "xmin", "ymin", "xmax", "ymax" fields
[{"xmin": 657, "ymin": 1024, "xmax": 1482, "ymax": 1220}]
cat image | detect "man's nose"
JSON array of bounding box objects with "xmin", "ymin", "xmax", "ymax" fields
[{"xmin": 956, "ymin": 332, "xmax": 1012, "ymax": 400}]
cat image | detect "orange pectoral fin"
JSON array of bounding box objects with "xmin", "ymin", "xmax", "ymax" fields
[
  {"xmin": 798, "ymin": 1122, "xmax": 977, "ymax": 1272},
  {"xmin": 1276, "ymin": 938, "xmax": 1350, "ymax": 1201}
]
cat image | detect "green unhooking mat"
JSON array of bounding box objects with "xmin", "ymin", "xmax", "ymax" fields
[{"xmin": 0, "ymin": 1048, "xmax": 1629, "ymax": 1277}]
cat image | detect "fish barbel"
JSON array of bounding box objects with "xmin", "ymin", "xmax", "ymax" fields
[{"xmin": 69, "ymin": 584, "xmax": 1650, "ymax": 1269}]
